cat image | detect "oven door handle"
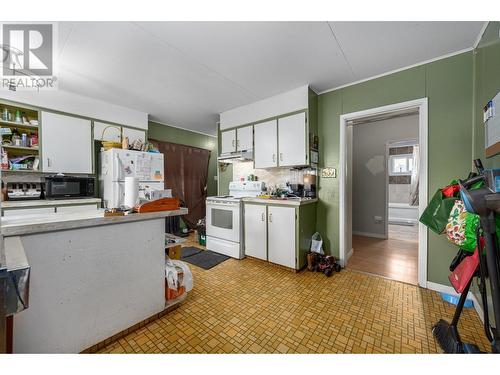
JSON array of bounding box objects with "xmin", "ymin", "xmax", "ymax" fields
[{"xmin": 207, "ymin": 202, "xmax": 239, "ymax": 208}]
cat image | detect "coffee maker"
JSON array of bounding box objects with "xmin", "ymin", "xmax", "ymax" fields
[{"xmin": 303, "ymin": 169, "xmax": 317, "ymax": 198}]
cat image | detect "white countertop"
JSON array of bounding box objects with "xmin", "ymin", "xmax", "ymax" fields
[
  {"xmin": 1, "ymin": 207, "xmax": 188, "ymax": 236},
  {"xmin": 241, "ymin": 197, "xmax": 318, "ymax": 206},
  {"xmin": 2, "ymin": 198, "xmax": 102, "ymax": 209}
]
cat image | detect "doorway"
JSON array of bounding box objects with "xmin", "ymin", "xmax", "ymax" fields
[{"xmin": 339, "ymin": 99, "xmax": 428, "ymax": 287}]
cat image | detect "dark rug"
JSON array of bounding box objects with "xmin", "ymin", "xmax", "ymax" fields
[
  {"xmin": 181, "ymin": 247, "xmax": 203, "ymax": 259},
  {"xmin": 182, "ymin": 250, "xmax": 230, "ymax": 270}
]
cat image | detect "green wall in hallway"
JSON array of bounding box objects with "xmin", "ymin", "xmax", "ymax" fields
[
  {"xmin": 148, "ymin": 121, "xmax": 218, "ymax": 197},
  {"xmin": 317, "ymin": 51, "xmax": 474, "ymax": 285},
  {"xmin": 473, "ymin": 22, "xmax": 500, "ymax": 168}
]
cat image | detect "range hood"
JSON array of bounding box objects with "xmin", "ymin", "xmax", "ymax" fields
[{"xmin": 217, "ymin": 150, "xmax": 253, "ymax": 163}]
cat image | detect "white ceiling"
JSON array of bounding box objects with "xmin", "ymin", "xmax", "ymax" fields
[{"xmin": 57, "ymin": 21, "xmax": 485, "ymax": 135}]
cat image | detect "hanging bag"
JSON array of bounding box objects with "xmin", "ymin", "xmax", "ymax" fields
[
  {"xmin": 419, "ymin": 189, "xmax": 458, "ymax": 234},
  {"xmin": 449, "ymin": 247, "xmax": 480, "ymax": 293},
  {"xmin": 445, "ymin": 200, "xmax": 480, "ymax": 252}
]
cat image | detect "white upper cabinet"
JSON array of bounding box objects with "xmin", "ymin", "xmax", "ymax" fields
[
  {"xmin": 278, "ymin": 112, "xmax": 307, "ymax": 167},
  {"xmin": 236, "ymin": 125, "xmax": 253, "ymax": 151},
  {"xmin": 221, "ymin": 129, "xmax": 236, "ymax": 154},
  {"xmin": 219, "ymin": 85, "xmax": 308, "ymax": 130},
  {"xmin": 93, "ymin": 121, "xmax": 121, "ymax": 142},
  {"xmin": 41, "ymin": 112, "xmax": 92, "ymax": 174},
  {"xmin": 123, "ymin": 127, "xmax": 146, "ymax": 144},
  {"xmin": 267, "ymin": 205, "xmax": 296, "ymax": 268},
  {"xmin": 254, "ymin": 120, "xmax": 277, "ymax": 169}
]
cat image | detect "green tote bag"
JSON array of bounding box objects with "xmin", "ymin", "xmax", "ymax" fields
[{"xmin": 419, "ymin": 189, "xmax": 458, "ymax": 234}]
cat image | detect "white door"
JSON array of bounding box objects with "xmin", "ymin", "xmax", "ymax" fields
[
  {"xmin": 123, "ymin": 127, "xmax": 146, "ymax": 144},
  {"xmin": 41, "ymin": 112, "xmax": 92, "ymax": 174},
  {"xmin": 236, "ymin": 125, "xmax": 253, "ymax": 151},
  {"xmin": 268, "ymin": 206, "xmax": 296, "ymax": 268},
  {"xmin": 278, "ymin": 112, "xmax": 307, "ymax": 167},
  {"xmin": 254, "ymin": 119, "xmax": 277, "ymax": 168},
  {"xmin": 244, "ymin": 204, "xmax": 267, "ymax": 260},
  {"xmin": 221, "ymin": 129, "xmax": 236, "ymax": 154}
]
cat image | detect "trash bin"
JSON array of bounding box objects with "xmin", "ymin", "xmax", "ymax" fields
[{"xmin": 197, "ymin": 218, "xmax": 206, "ymax": 246}]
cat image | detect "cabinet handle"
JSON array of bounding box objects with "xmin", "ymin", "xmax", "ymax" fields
[
  {"xmin": 261, "ymin": 212, "xmax": 265, "ymax": 221},
  {"xmin": 47, "ymin": 157, "xmax": 51, "ymax": 167},
  {"xmin": 280, "ymin": 153, "xmax": 283, "ymax": 161},
  {"xmin": 269, "ymin": 213, "xmax": 273, "ymax": 223},
  {"xmin": 232, "ymin": 140, "xmax": 235, "ymax": 147},
  {"xmin": 272, "ymin": 154, "xmax": 276, "ymax": 162}
]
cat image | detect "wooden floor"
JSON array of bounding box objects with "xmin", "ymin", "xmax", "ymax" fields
[{"xmin": 348, "ymin": 232, "xmax": 418, "ymax": 285}]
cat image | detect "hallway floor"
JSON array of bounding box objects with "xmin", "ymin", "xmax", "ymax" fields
[
  {"xmin": 98, "ymin": 250, "xmax": 488, "ymax": 353},
  {"xmin": 348, "ymin": 233, "xmax": 418, "ymax": 285}
]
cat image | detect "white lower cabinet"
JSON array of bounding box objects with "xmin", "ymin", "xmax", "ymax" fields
[
  {"xmin": 244, "ymin": 204, "xmax": 267, "ymax": 260},
  {"xmin": 268, "ymin": 206, "xmax": 296, "ymax": 268},
  {"xmin": 244, "ymin": 203, "xmax": 296, "ymax": 268}
]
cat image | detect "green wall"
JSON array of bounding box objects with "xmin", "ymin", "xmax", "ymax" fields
[
  {"xmin": 473, "ymin": 22, "xmax": 500, "ymax": 168},
  {"xmin": 317, "ymin": 51, "xmax": 474, "ymax": 285},
  {"xmin": 148, "ymin": 121, "xmax": 218, "ymax": 196}
]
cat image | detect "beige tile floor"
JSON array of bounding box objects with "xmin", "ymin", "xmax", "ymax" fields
[{"xmin": 98, "ymin": 232, "xmax": 489, "ymax": 354}]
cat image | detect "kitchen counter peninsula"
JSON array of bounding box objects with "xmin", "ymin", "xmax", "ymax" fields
[{"xmin": 2, "ymin": 208, "xmax": 188, "ymax": 353}]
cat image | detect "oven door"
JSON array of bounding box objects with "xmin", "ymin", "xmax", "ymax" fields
[{"xmin": 206, "ymin": 200, "xmax": 240, "ymax": 243}]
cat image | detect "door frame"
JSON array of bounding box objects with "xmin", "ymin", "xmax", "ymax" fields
[{"xmin": 339, "ymin": 98, "xmax": 428, "ymax": 287}]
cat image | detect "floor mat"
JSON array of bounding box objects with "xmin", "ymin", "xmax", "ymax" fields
[
  {"xmin": 181, "ymin": 247, "xmax": 203, "ymax": 259},
  {"xmin": 182, "ymin": 250, "xmax": 229, "ymax": 270}
]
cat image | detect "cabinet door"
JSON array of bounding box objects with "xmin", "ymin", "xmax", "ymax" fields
[
  {"xmin": 123, "ymin": 127, "xmax": 146, "ymax": 144},
  {"xmin": 220, "ymin": 129, "xmax": 236, "ymax": 154},
  {"xmin": 244, "ymin": 204, "xmax": 267, "ymax": 260},
  {"xmin": 268, "ymin": 206, "xmax": 296, "ymax": 268},
  {"xmin": 41, "ymin": 112, "xmax": 92, "ymax": 174},
  {"xmin": 93, "ymin": 121, "xmax": 121, "ymax": 142},
  {"xmin": 278, "ymin": 112, "xmax": 307, "ymax": 167},
  {"xmin": 236, "ymin": 125, "xmax": 253, "ymax": 151},
  {"xmin": 254, "ymin": 119, "xmax": 277, "ymax": 168}
]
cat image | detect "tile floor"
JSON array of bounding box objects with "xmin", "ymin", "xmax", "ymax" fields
[
  {"xmin": 98, "ymin": 234, "xmax": 489, "ymax": 353},
  {"xmin": 348, "ymin": 235, "xmax": 418, "ymax": 285}
]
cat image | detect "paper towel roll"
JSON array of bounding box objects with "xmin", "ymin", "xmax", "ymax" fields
[{"xmin": 124, "ymin": 176, "xmax": 139, "ymax": 208}]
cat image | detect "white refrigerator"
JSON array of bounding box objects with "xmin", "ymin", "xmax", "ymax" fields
[{"xmin": 99, "ymin": 149, "xmax": 165, "ymax": 208}]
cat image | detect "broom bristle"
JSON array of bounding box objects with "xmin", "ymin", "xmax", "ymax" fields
[{"xmin": 432, "ymin": 319, "xmax": 463, "ymax": 353}]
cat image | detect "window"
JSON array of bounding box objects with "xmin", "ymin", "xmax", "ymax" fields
[{"xmin": 389, "ymin": 154, "xmax": 413, "ymax": 176}]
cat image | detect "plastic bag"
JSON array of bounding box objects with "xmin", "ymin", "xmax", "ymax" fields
[
  {"xmin": 310, "ymin": 232, "xmax": 324, "ymax": 254},
  {"xmin": 172, "ymin": 260, "xmax": 193, "ymax": 292}
]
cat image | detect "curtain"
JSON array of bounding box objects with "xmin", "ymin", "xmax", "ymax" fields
[
  {"xmin": 409, "ymin": 145, "xmax": 419, "ymax": 206},
  {"xmin": 150, "ymin": 139, "xmax": 211, "ymax": 228}
]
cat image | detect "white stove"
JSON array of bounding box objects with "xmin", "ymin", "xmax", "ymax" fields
[{"xmin": 206, "ymin": 181, "xmax": 265, "ymax": 259}]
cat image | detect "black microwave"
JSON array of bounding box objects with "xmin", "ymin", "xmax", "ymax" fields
[{"xmin": 43, "ymin": 175, "xmax": 95, "ymax": 200}]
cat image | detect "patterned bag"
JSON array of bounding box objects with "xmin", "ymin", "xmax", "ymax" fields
[{"xmin": 445, "ymin": 200, "xmax": 480, "ymax": 252}]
